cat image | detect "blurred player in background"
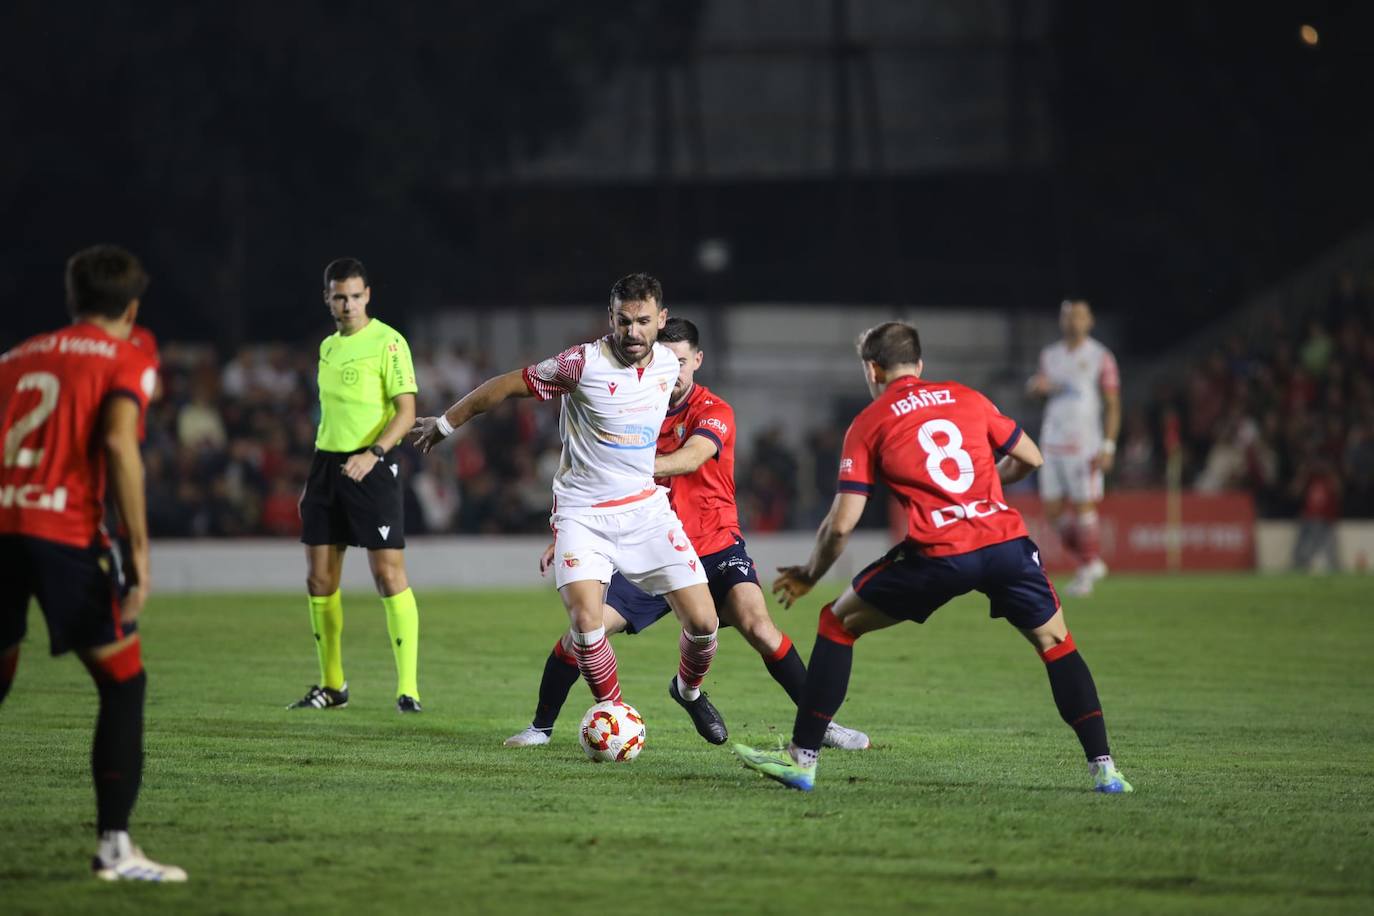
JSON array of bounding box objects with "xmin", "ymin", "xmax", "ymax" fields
[
  {"xmin": 412, "ymin": 275, "xmax": 726, "ymax": 743},
  {"xmin": 733, "ymin": 321, "xmax": 1131, "ymax": 794},
  {"xmin": 290, "ymin": 258, "xmax": 423, "ymax": 713},
  {"xmin": 0, "ymin": 245, "xmax": 186, "ymax": 881},
  {"xmin": 1027, "ymin": 300, "xmax": 1120, "ymax": 596},
  {"xmin": 503, "ymin": 318, "xmax": 869, "ymax": 750}
]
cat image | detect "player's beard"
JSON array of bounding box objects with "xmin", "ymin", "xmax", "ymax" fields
[{"xmin": 616, "ymin": 336, "xmax": 648, "ymax": 364}]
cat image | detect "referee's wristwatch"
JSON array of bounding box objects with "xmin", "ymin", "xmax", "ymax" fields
[{"xmin": 368, "ymin": 444, "xmax": 387, "ymax": 459}]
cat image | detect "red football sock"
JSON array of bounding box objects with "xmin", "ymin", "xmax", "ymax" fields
[
  {"xmin": 571, "ymin": 628, "xmax": 621, "ymax": 703},
  {"xmin": 677, "ymin": 628, "xmax": 718, "ymax": 693}
]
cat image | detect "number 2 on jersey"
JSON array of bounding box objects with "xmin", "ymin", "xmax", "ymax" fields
[
  {"xmin": 916, "ymin": 418, "xmax": 974, "ymax": 494},
  {"xmin": 3, "ymin": 371, "xmax": 61, "ymax": 468}
]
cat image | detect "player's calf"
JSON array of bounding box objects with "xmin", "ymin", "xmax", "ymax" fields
[
  {"xmin": 0, "ymin": 644, "xmax": 18, "ymax": 705},
  {"xmin": 1037, "ymin": 631, "xmax": 1131, "ymax": 792}
]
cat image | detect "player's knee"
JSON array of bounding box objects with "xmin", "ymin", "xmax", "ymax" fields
[
  {"xmin": 306, "ymin": 572, "xmax": 337, "ymax": 596},
  {"xmin": 373, "ymin": 568, "xmax": 408, "ymax": 596},
  {"xmin": 81, "ymin": 638, "xmax": 144, "ymax": 686},
  {"xmin": 818, "ymin": 602, "xmax": 860, "ymax": 646}
]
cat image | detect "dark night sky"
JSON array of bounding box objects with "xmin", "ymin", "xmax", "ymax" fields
[{"xmin": 2, "ymin": 1, "xmax": 1371, "ymax": 353}]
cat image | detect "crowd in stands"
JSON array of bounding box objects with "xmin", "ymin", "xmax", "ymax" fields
[
  {"xmin": 1137, "ymin": 269, "xmax": 1374, "ymax": 523},
  {"xmin": 134, "ymin": 270, "xmax": 1374, "ymax": 539}
]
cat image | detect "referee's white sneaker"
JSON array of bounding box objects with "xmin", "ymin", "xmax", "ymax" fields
[{"xmin": 93, "ymin": 831, "xmax": 187, "ymax": 883}]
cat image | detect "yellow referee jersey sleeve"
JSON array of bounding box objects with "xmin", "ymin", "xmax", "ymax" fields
[{"xmin": 315, "ymin": 318, "xmax": 418, "ymax": 452}]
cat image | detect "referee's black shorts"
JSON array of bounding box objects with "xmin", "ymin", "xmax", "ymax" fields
[{"xmin": 300, "ymin": 449, "xmax": 406, "ymax": 550}]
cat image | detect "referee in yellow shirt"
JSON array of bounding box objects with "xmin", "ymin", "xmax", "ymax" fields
[{"xmin": 289, "ymin": 257, "xmax": 423, "ymax": 713}]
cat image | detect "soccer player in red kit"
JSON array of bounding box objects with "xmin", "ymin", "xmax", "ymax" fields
[
  {"xmin": 503, "ymin": 318, "xmax": 868, "ymax": 749},
  {"xmin": 0, "ymin": 245, "xmax": 187, "ymax": 881},
  {"xmin": 733, "ymin": 321, "xmax": 1132, "ymax": 794}
]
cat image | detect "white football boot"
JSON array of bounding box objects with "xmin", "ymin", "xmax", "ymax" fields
[
  {"xmin": 93, "ymin": 831, "xmax": 187, "ymax": 883},
  {"xmin": 822, "ymin": 722, "xmax": 871, "ymax": 750},
  {"xmin": 502, "ymin": 725, "xmax": 552, "ymax": 747}
]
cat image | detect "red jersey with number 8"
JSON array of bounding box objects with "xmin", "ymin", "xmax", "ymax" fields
[
  {"xmin": 837, "ymin": 376, "xmax": 1028, "ymax": 556},
  {"xmin": 0, "ymin": 323, "xmax": 157, "ymax": 548}
]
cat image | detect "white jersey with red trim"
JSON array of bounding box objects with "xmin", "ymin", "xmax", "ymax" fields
[
  {"xmin": 523, "ymin": 337, "xmax": 677, "ymax": 515},
  {"xmin": 1037, "ymin": 337, "xmax": 1119, "ymax": 455}
]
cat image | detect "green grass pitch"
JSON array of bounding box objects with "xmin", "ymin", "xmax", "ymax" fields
[{"xmin": 1, "ymin": 574, "xmax": 1371, "ymax": 915}]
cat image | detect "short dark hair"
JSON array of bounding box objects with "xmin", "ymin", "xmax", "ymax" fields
[
  {"xmin": 857, "ymin": 321, "xmax": 922, "ymax": 369},
  {"xmin": 610, "ymin": 273, "xmax": 662, "ymax": 308},
  {"xmin": 324, "ymin": 257, "xmax": 368, "ymax": 288},
  {"xmin": 658, "ymin": 317, "xmax": 699, "ymax": 349},
  {"xmin": 65, "ymin": 244, "xmax": 149, "ymax": 320}
]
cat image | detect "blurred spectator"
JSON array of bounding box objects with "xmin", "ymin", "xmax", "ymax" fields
[
  {"xmin": 1291, "ymin": 457, "xmax": 1342, "ymax": 572},
  {"xmin": 104, "ymin": 269, "xmax": 1374, "ymax": 538}
]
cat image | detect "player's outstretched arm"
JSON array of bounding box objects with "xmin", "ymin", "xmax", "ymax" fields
[
  {"xmin": 997, "ymin": 430, "xmax": 1044, "ymax": 486},
  {"xmin": 411, "ymin": 370, "xmax": 532, "ymax": 454},
  {"xmin": 103, "ymin": 396, "xmax": 150, "ymax": 622},
  {"xmin": 773, "ymin": 492, "xmax": 868, "ymax": 609},
  {"xmin": 653, "ymin": 435, "xmax": 716, "ymax": 478}
]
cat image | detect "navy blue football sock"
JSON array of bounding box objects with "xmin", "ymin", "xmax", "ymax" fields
[
  {"xmin": 762, "ymin": 635, "xmax": 807, "ymax": 706},
  {"xmin": 92, "ymin": 670, "xmax": 145, "ymax": 833},
  {"xmin": 1041, "ymin": 634, "xmax": 1110, "ymax": 761},
  {"xmin": 791, "ymin": 605, "xmax": 857, "ymax": 753},
  {"xmin": 532, "ymin": 641, "xmax": 581, "ymax": 733}
]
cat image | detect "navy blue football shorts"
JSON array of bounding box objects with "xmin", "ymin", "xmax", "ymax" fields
[
  {"xmin": 606, "ymin": 537, "xmax": 761, "ymax": 634},
  {"xmin": 0, "ymin": 533, "xmax": 135, "ymax": 655},
  {"xmin": 851, "ymin": 536, "xmax": 1059, "ymax": 630}
]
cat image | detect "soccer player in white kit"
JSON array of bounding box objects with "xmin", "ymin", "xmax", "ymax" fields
[
  {"xmin": 409, "ymin": 274, "xmax": 726, "ymax": 740},
  {"xmin": 1027, "ymin": 300, "xmax": 1121, "ymax": 597}
]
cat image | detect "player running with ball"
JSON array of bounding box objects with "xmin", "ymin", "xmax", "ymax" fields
[
  {"xmin": 503, "ymin": 318, "xmax": 869, "ymax": 750},
  {"xmin": 412, "ymin": 275, "xmax": 725, "ymax": 740},
  {"xmin": 733, "ymin": 321, "xmax": 1132, "ymax": 794}
]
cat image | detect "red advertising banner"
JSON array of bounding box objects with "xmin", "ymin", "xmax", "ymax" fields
[{"xmin": 1003, "ymin": 491, "xmax": 1256, "ymax": 572}]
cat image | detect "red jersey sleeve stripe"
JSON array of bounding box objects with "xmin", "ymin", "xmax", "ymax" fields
[
  {"xmin": 994, "ymin": 424, "xmax": 1023, "ymax": 458},
  {"xmin": 688, "ymin": 428, "xmax": 723, "ymax": 456},
  {"xmin": 838, "ymin": 481, "xmax": 874, "ymax": 496},
  {"xmin": 520, "ymin": 367, "xmax": 542, "ymax": 397}
]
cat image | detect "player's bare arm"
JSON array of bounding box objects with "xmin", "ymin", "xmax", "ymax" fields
[
  {"xmin": 410, "ymin": 369, "xmax": 533, "ymax": 454},
  {"xmin": 773, "ymin": 492, "xmax": 868, "ymax": 609},
  {"xmin": 343, "ymin": 393, "xmax": 416, "ymax": 481},
  {"xmin": 997, "ymin": 430, "xmax": 1045, "ymax": 486},
  {"xmin": 103, "ymin": 395, "xmax": 149, "ymax": 623},
  {"xmin": 1095, "ymin": 387, "xmax": 1121, "ymax": 473},
  {"xmin": 653, "ymin": 435, "xmax": 716, "ymax": 478}
]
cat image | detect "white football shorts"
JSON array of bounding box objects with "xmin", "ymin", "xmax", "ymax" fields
[
  {"xmin": 551, "ymin": 491, "xmax": 709, "ymax": 595},
  {"xmin": 1038, "ymin": 451, "xmax": 1104, "ymax": 504}
]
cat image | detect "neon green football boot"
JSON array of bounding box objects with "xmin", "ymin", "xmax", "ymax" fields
[
  {"xmin": 1091, "ymin": 759, "xmax": 1134, "ymax": 794},
  {"xmin": 732, "ymin": 743, "xmax": 816, "ymax": 791}
]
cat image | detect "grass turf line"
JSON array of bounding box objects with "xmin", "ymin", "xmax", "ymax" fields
[{"xmin": 1, "ymin": 574, "xmax": 1372, "ymax": 915}]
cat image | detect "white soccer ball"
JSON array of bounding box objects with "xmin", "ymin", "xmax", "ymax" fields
[{"xmin": 578, "ymin": 700, "xmax": 646, "ymax": 762}]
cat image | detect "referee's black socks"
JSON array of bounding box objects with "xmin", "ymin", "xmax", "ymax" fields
[{"xmin": 1040, "ymin": 633, "xmax": 1111, "ymax": 761}]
